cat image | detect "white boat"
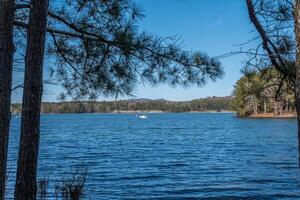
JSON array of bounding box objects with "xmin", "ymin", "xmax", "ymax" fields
[{"xmin": 138, "ymin": 114, "xmax": 148, "ymax": 119}]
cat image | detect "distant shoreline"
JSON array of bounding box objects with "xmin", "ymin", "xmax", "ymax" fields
[
  {"xmin": 33, "ymin": 110, "xmax": 235, "ymax": 114},
  {"xmin": 11, "ymin": 96, "xmax": 235, "ymax": 114},
  {"xmin": 10, "ymin": 110, "xmax": 236, "ymax": 114},
  {"xmin": 12, "ymin": 109, "xmax": 297, "ymax": 118},
  {"xmin": 110, "ymin": 110, "xmax": 236, "ymax": 114}
]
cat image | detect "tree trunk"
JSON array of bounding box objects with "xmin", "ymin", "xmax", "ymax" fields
[
  {"xmin": 295, "ymin": 0, "xmax": 300, "ymax": 167},
  {"xmin": 264, "ymin": 99, "xmax": 267, "ymax": 116},
  {"xmin": 14, "ymin": 0, "xmax": 49, "ymax": 199},
  {"xmin": 0, "ymin": 1, "xmax": 15, "ymax": 199}
]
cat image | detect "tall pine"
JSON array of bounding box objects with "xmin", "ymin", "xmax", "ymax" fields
[
  {"xmin": 0, "ymin": 0, "xmax": 15, "ymax": 199},
  {"xmin": 14, "ymin": 0, "xmax": 49, "ymax": 199}
]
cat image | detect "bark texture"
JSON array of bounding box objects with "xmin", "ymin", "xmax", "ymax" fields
[
  {"xmin": 295, "ymin": 0, "xmax": 300, "ymax": 166},
  {"xmin": 0, "ymin": 0, "xmax": 15, "ymax": 199},
  {"xmin": 14, "ymin": 0, "xmax": 49, "ymax": 199}
]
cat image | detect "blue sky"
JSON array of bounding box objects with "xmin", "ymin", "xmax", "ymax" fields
[
  {"xmin": 128, "ymin": 0, "xmax": 253, "ymax": 101},
  {"xmin": 13, "ymin": 0, "xmax": 255, "ymax": 102}
]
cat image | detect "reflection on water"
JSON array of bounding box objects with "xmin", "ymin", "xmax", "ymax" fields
[{"xmin": 6, "ymin": 113, "xmax": 300, "ymax": 199}]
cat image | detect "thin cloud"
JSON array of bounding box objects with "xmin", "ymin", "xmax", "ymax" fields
[{"xmin": 206, "ymin": 20, "xmax": 223, "ymax": 30}]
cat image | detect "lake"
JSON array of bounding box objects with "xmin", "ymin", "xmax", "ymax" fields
[{"xmin": 6, "ymin": 113, "xmax": 300, "ymax": 199}]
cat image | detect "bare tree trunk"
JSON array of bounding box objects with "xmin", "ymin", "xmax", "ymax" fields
[
  {"xmin": 253, "ymin": 97, "xmax": 258, "ymax": 114},
  {"xmin": 250, "ymin": 95, "xmax": 257, "ymax": 115},
  {"xmin": 0, "ymin": 1, "xmax": 15, "ymax": 199},
  {"xmin": 14, "ymin": 0, "xmax": 49, "ymax": 199},
  {"xmin": 295, "ymin": 0, "xmax": 300, "ymax": 167},
  {"xmin": 275, "ymin": 101, "xmax": 280, "ymax": 116},
  {"xmin": 264, "ymin": 99, "xmax": 267, "ymax": 116},
  {"xmin": 279, "ymin": 103, "xmax": 283, "ymax": 116}
]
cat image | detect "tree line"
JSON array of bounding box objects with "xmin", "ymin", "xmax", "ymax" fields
[{"xmin": 11, "ymin": 97, "xmax": 234, "ymax": 114}]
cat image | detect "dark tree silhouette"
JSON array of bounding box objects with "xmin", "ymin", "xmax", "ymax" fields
[
  {"xmin": 14, "ymin": 0, "xmax": 49, "ymax": 199},
  {"xmin": 0, "ymin": 1, "xmax": 15, "ymax": 199},
  {"xmin": 295, "ymin": 0, "xmax": 300, "ymax": 167}
]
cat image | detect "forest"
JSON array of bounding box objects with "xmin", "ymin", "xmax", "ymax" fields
[
  {"xmin": 11, "ymin": 96, "xmax": 234, "ymax": 114},
  {"xmin": 233, "ymin": 69, "xmax": 296, "ymax": 117}
]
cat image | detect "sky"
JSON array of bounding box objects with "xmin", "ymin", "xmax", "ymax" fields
[
  {"xmin": 12, "ymin": 0, "xmax": 255, "ymax": 102},
  {"xmin": 130, "ymin": 0, "xmax": 253, "ymax": 101}
]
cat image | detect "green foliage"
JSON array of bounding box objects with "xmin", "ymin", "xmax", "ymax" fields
[
  {"xmin": 233, "ymin": 69, "xmax": 295, "ymax": 117},
  {"xmin": 233, "ymin": 73, "xmax": 263, "ymax": 116},
  {"xmin": 11, "ymin": 97, "xmax": 234, "ymax": 114}
]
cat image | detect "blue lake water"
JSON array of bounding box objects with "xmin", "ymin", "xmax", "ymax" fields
[{"xmin": 6, "ymin": 113, "xmax": 300, "ymax": 199}]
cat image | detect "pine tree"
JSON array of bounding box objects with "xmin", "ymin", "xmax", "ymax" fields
[
  {"xmin": 0, "ymin": 1, "xmax": 15, "ymax": 199},
  {"xmin": 14, "ymin": 0, "xmax": 49, "ymax": 199},
  {"xmin": 12, "ymin": 1, "xmax": 224, "ymax": 198}
]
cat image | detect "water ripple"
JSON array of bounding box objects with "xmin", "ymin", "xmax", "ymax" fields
[{"xmin": 6, "ymin": 113, "xmax": 300, "ymax": 199}]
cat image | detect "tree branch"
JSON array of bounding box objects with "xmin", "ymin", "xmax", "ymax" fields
[{"xmin": 245, "ymin": 0, "xmax": 295, "ymax": 83}]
